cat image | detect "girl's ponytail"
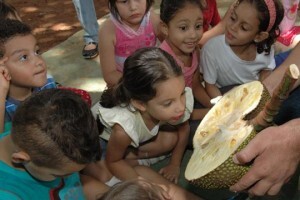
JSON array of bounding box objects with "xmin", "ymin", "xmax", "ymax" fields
[{"xmin": 100, "ymin": 78, "xmax": 132, "ymax": 108}]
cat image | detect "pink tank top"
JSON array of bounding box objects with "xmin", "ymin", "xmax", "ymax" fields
[
  {"xmin": 160, "ymin": 41, "xmax": 198, "ymax": 88},
  {"xmin": 112, "ymin": 12, "xmax": 157, "ymax": 72}
]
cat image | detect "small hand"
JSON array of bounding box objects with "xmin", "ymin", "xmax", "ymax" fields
[
  {"xmin": 0, "ymin": 67, "xmax": 10, "ymax": 93},
  {"xmin": 159, "ymin": 164, "xmax": 180, "ymax": 184}
]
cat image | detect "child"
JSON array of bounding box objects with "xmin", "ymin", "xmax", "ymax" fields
[
  {"xmin": 0, "ymin": 18, "xmax": 92, "ymax": 133},
  {"xmin": 275, "ymin": 0, "xmax": 300, "ymax": 52},
  {"xmin": 200, "ymin": 0, "xmax": 284, "ymax": 99},
  {"xmin": 0, "ymin": 89, "xmax": 101, "ymax": 199},
  {"xmin": 0, "ymin": 19, "xmax": 57, "ymax": 133},
  {"xmin": 159, "ymin": 0, "xmax": 211, "ymax": 122},
  {"xmin": 99, "ymin": 0, "xmax": 162, "ymax": 87},
  {"xmin": 199, "ymin": 0, "xmax": 237, "ymax": 47},
  {"xmin": 99, "ymin": 166, "xmax": 203, "ymax": 200},
  {"xmin": 87, "ymin": 47, "xmax": 193, "ymax": 184}
]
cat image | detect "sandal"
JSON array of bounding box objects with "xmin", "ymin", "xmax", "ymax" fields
[{"xmin": 82, "ymin": 42, "xmax": 98, "ymax": 59}]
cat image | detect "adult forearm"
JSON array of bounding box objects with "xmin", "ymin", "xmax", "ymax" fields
[{"xmin": 264, "ymin": 42, "xmax": 300, "ymax": 94}]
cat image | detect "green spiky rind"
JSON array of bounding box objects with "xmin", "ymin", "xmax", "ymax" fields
[
  {"xmin": 243, "ymin": 86, "xmax": 271, "ymax": 120},
  {"xmin": 188, "ymin": 130, "xmax": 257, "ymax": 189}
]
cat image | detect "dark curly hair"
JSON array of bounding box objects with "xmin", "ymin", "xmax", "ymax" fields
[
  {"xmin": 160, "ymin": 0, "xmax": 204, "ymax": 24},
  {"xmin": 12, "ymin": 89, "xmax": 101, "ymax": 168},
  {"xmin": 0, "ymin": 19, "xmax": 31, "ymax": 58}
]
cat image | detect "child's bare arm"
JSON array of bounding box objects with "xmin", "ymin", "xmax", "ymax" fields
[
  {"xmin": 80, "ymin": 174, "xmax": 110, "ymax": 200},
  {"xmin": 150, "ymin": 10, "xmax": 164, "ymax": 42},
  {"xmin": 199, "ymin": 0, "xmax": 236, "ymax": 47},
  {"xmin": 159, "ymin": 121, "xmax": 189, "ymax": 184},
  {"xmin": 135, "ymin": 166, "xmax": 204, "ymax": 200},
  {"xmin": 205, "ymin": 82, "xmax": 221, "ymax": 99},
  {"xmin": 99, "ymin": 20, "xmax": 122, "ymax": 87},
  {"xmin": 106, "ymin": 124, "xmax": 139, "ymax": 181},
  {"xmin": 259, "ymin": 70, "xmax": 272, "ymax": 81},
  {"xmin": 192, "ymin": 71, "xmax": 212, "ymax": 108},
  {"xmin": 0, "ymin": 67, "xmax": 10, "ymax": 133}
]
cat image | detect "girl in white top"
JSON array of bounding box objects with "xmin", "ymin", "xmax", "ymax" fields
[
  {"xmin": 200, "ymin": 0, "xmax": 284, "ymax": 99},
  {"xmin": 96, "ymin": 47, "xmax": 193, "ymax": 185}
]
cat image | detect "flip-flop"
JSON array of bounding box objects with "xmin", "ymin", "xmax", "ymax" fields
[{"xmin": 82, "ymin": 42, "xmax": 98, "ymax": 59}]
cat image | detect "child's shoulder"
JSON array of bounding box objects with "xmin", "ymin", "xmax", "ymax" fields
[
  {"xmin": 203, "ymin": 34, "xmax": 225, "ymax": 50},
  {"xmin": 100, "ymin": 18, "xmax": 115, "ymax": 32},
  {"xmin": 99, "ymin": 18, "xmax": 116, "ymax": 41}
]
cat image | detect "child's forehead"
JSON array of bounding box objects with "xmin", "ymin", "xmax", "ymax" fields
[
  {"xmin": 4, "ymin": 34, "xmax": 37, "ymax": 54},
  {"xmin": 233, "ymin": 1, "xmax": 259, "ymax": 19}
]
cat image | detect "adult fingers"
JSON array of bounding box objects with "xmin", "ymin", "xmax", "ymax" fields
[
  {"xmin": 267, "ymin": 182, "xmax": 284, "ymax": 196},
  {"xmin": 230, "ymin": 167, "xmax": 261, "ymax": 192},
  {"xmin": 233, "ymin": 136, "xmax": 264, "ymax": 165},
  {"xmin": 247, "ymin": 179, "xmax": 272, "ymax": 196}
]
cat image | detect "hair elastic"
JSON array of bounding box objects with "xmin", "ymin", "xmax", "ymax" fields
[{"xmin": 264, "ymin": 0, "xmax": 276, "ymax": 32}]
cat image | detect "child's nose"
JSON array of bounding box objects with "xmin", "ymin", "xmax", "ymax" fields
[
  {"xmin": 35, "ymin": 56, "xmax": 45, "ymax": 67},
  {"xmin": 129, "ymin": 0, "xmax": 137, "ymax": 11},
  {"xmin": 189, "ymin": 29, "xmax": 197, "ymax": 38},
  {"xmin": 175, "ymin": 100, "xmax": 185, "ymax": 113},
  {"xmin": 230, "ymin": 22, "xmax": 239, "ymax": 31}
]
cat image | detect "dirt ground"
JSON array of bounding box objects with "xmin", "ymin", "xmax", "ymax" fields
[{"xmin": 10, "ymin": 0, "xmax": 109, "ymax": 53}]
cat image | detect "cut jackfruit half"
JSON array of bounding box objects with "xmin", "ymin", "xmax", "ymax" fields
[{"xmin": 185, "ymin": 81, "xmax": 270, "ymax": 189}]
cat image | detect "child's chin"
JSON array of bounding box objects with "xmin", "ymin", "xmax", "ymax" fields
[{"xmin": 35, "ymin": 79, "xmax": 47, "ymax": 87}]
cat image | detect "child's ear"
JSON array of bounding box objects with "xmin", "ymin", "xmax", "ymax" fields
[
  {"xmin": 254, "ymin": 31, "xmax": 269, "ymax": 43},
  {"xmin": 160, "ymin": 21, "xmax": 169, "ymax": 37},
  {"xmin": 0, "ymin": 56, "xmax": 8, "ymax": 67},
  {"xmin": 11, "ymin": 151, "xmax": 31, "ymax": 164},
  {"xmin": 130, "ymin": 99, "xmax": 146, "ymax": 112}
]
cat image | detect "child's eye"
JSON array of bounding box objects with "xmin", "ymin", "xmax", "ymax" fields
[
  {"xmin": 179, "ymin": 26, "xmax": 187, "ymax": 31},
  {"xmin": 163, "ymin": 101, "xmax": 172, "ymax": 107},
  {"xmin": 230, "ymin": 15, "xmax": 236, "ymax": 22},
  {"xmin": 117, "ymin": 0, "xmax": 127, "ymax": 3},
  {"xmin": 19, "ymin": 55, "xmax": 28, "ymax": 62},
  {"xmin": 35, "ymin": 49, "xmax": 41, "ymax": 55},
  {"xmin": 195, "ymin": 23, "xmax": 203, "ymax": 30},
  {"xmin": 241, "ymin": 25, "xmax": 248, "ymax": 31}
]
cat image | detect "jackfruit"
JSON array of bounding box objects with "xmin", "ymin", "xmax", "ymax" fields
[
  {"xmin": 185, "ymin": 64, "xmax": 299, "ymax": 189},
  {"xmin": 185, "ymin": 81, "xmax": 269, "ymax": 189}
]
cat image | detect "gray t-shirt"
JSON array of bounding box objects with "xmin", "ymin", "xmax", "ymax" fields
[{"xmin": 200, "ymin": 35, "xmax": 275, "ymax": 88}]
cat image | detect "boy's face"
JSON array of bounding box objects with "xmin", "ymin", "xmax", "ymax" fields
[
  {"xmin": 23, "ymin": 160, "xmax": 86, "ymax": 181},
  {"xmin": 1, "ymin": 34, "xmax": 47, "ymax": 88}
]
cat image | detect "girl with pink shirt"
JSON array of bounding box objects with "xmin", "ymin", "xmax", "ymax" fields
[
  {"xmin": 159, "ymin": 0, "xmax": 211, "ymax": 122},
  {"xmin": 99, "ymin": 0, "xmax": 162, "ymax": 87}
]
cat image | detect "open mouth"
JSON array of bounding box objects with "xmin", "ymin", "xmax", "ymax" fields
[{"xmin": 172, "ymin": 113, "xmax": 184, "ymax": 121}]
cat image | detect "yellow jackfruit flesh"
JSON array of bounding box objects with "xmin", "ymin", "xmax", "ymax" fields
[{"xmin": 185, "ymin": 81, "xmax": 270, "ymax": 189}]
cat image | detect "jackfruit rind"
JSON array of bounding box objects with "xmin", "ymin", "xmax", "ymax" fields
[
  {"xmin": 189, "ymin": 131, "xmax": 256, "ymax": 189},
  {"xmin": 243, "ymin": 85, "xmax": 271, "ymax": 120}
]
